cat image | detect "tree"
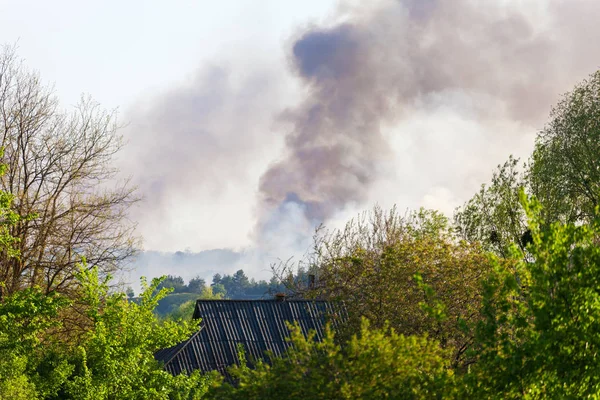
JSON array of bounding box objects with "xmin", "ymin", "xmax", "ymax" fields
[
  {"xmin": 211, "ymin": 283, "xmax": 226, "ymax": 298},
  {"xmin": 454, "ymin": 156, "xmax": 529, "ymax": 257},
  {"xmin": 528, "ymin": 70, "xmax": 600, "ymax": 225},
  {"xmin": 279, "ymin": 206, "xmax": 493, "ymax": 367},
  {"xmin": 0, "ymin": 285, "xmax": 72, "ymax": 399},
  {"xmin": 0, "ymin": 45, "xmax": 138, "ymax": 295},
  {"xmin": 187, "ymin": 276, "xmax": 206, "ymax": 294},
  {"xmin": 456, "ymin": 71, "xmax": 600, "ymax": 254},
  {"xmin": 0, "ymin": 265, "xmax": 219, "ymax": 399},
  {"xmin": 166, "ymin": 286, "xmax": 225, "ymax": 322},
  {"xmin": 463, "ymin": 197, "xmax": 600, "ymax": 398},
  {"xmin": 209, "ymin": 320, "xmax": 453, "ymax": 399},
  {"xmin": 211, "ymin": 273, "xmax": 222, "ymax": 286},
  {"xmin": 231, "ymin": 270, "xmax": 250, "ymax": 296},
  {"xmin": 217, "ymin": 270, "xmax": 251, "ymax": 299},
  {"xmin": 156, "ymin": 275, "xmax": 186, "ymax": 293}
]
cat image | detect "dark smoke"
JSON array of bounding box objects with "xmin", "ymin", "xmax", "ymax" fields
[
  {"xmin": 258, "ymin": 22, "xmax": 394, "ymax": 227},
  {"xmin": 257, "ymin": 0, "xmax": 600, "ymax": 232}
]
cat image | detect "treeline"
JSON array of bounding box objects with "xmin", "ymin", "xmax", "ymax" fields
[
  {"xmin": 146, "ymin": 270, "xmax": 289, "ymax": 318},
  {"xmin": 211, "ymin": 270, "xmax": 285, "ymax": 299},
  {"xmin": 152, "ymin": 270, "xmax": 286, "ymax": 300},
  {"xmin": 6, "ymin": 199, "xmax": 600, "ymax": 398}
]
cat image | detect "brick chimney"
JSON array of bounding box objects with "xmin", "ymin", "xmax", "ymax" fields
[{"xmin": 274, "ymin": 292, "xmax": 286, "ymax": 302}]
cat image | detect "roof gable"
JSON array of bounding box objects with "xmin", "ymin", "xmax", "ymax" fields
[{"xmin": 156, "ymin": 299, "xmax": 343, "ymax": 376}]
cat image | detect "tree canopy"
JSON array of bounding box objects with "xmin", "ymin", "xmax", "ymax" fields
[
  {"xmin": 277, "ymin": 206, "xmax": 492, "ymax": 367},
  {"xmin": 529, "ymin": 70, "xmax": 600, "ymax": 224}
]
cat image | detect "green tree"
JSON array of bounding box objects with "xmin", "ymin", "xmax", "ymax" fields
[
  {"xmin": 156, "ymin": 275, "xmax": 186, "ymax": 293},
  {"xmin": 0, "ymin": 286, "xmax": 72, "ymax": 399},
  {"xmin": 187, "ymin": 276, "xmax": 206, "ymax": 294},
  {"xmin": 166, "ymin": 286, "xmax": 225, "ymax": 322},
  {"xmin": 454, "ymin": 156, "xmax": 529, "ymax": 257},
  {"xmin": 0, "ymin": 265, "xmax": 219, "ymax": 399},
  {"xmin": 209, "ymin": 319, "xmax": 453, "ymax": 400},
  {"xmin": 229, "ymin": 270, "xmax": 250, "ymax": 298},
  {"xmin": 0, "ymin": 146, "xmax": 60, "ymax": 399},
  {"xmin": 62, "ymin": 267, "xmax": 215, "ymax": 399},
  {"xmin": 211, "ymin": 283, "xmax": 227, "ymax": 298},
  {"xmin": 463, "ymin": 196, "xmax": 600, "ymax": 398},
  {"xmin": 281, "ymin": 206, "xmax": 493, "ymax": 367},
  {"xmin": 211, "ymin": 274, "xmax": 222, "ymax": 286},
  {"xmin": 529, "ymin": 70, "xmax": 600, "ymax": 225}
]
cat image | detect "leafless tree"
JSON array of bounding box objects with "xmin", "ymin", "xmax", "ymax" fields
[{"xmin": 0, "ymin": 45, "xmax": 139, "ymax": 295}]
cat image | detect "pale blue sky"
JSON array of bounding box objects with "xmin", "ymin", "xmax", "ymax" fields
[{"xmin": 0, "ymin": 0, "xmax": 336, "ymax": 108}]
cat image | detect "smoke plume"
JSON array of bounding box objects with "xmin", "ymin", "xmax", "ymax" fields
[
  {"xmin": 122, "ymin": 0, "xmax": 600, "ymax": 279},
  {"xmin": 257, "ymin": 0, "xmax": 600, "ymax": 234}
]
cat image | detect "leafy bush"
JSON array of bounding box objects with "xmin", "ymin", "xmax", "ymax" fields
[
  {"xmin": 209, "ymin": 319, "xmax": 453, "ymax": 400},
  {"xmin": 463, "ymin": 196, "xmax": 600, "ymax": 398},
  {"xmin": 0, "ymin": 266, "xmax": 218, "ymax": 399}
]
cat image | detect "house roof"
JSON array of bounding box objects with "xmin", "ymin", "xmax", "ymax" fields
[{"xmin": 155, "ymin": 299, "xmax": 343, "ymax": 376}]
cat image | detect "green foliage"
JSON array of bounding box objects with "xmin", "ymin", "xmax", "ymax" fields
[
  {"xmin": 0, "ymin": 287, "xmax": 72, "ymax": 399},
  {"xmin": 209, "ymin": 319, "xmax": 453, "ymax": 400},
  {"xmin": 164, "ymin": 286, "xmax": 225, "ymax": 322},
  {"xmin": 0, "ymin": 266, "xmax": 216, "ymax": 399},
  {"xmin": 459, "ymin": 71, "xmax": 600, "ymax": 253},
  {"xmin": 295, "ymin": 206, "xmax": 492, "ymax": 367},
  {"xmin": 208, "ymin": 270, "xmax": 283, "ymax": 299},
  {"xmin": 187, "ymin": 276, "xmax": 207, "ymax": 294},
  {"xmin": 464, "ymin": 197, "xmax": 600, "ymax": 398},
  {"xmin": 529, "ymin": 70, "xmax": 600, "ymax": 224},
  {"xmin": 154, "ymin": 292, "xmax": 202, "ymax": 317},
  {"xmin": 156, "ymin": 275, "xmax": 186, "ymax": 293},
  {"xmin": 241, "ymin": 199, "xmax": 600, "ymax": 399},
  {"xmin": 454, "ymin": 156, "xmax": 529, "ymax": 256},
  {"xmin": 60, "ymin": 267, "xmax": 207, "ymax": 399},
  {"xmin": 211, "ymin": 283, "xmax": 227, "ymax": 298}
]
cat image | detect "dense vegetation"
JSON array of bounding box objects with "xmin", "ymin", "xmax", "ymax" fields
[
  {"xmin": 145, "ymin": 271, "xmax": 287, "ymax": 319},
  {"xmin": 3, "ymin": 48, "xmax": 600, "ymax": 398}
]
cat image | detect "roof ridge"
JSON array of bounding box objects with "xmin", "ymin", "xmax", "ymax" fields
[{"xmin": 194, "ymin": 299, "xmax": 329, "ymax": 302}]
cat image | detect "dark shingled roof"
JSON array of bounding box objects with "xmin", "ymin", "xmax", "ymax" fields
[{"xmin": 155, "ymin": 299, "xmax": 343, "ymax": 376}]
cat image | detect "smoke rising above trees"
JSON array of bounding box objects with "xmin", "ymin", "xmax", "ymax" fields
[
  {"xmin": 258, "ymin": 0, "xmax": 598, "ymax": 226},
  {"xmin": 120, "ymin": 0, "xmax": 600, "ymax": 276}
]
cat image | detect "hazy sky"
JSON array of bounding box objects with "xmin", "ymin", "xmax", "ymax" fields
[
  {"xmin": 0, "ymin": 0, "xmax": 336, "ymax": 108},
  {"xmin": 2, "ymin": 0, "xmax": 600, "ymax": 281},
  {"xmin": 0, "ymin": 0, "xmax": 337, "ymax": 254}
]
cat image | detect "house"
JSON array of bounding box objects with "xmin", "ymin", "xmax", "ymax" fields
[{"xmin": 155, "ymin": 296, "xmax": 344, "ymax": 376}]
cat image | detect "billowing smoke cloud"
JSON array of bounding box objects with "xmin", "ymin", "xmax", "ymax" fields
[
  {"xmin": 257, "ymin": 0, "xmax": 600, "ymax": 234},
  {"xmin": 122, "ymin": 0, "xmax": 600, "ymax": 282},
  {"xmin": 119, "ymin": 60, "xmax": 290, "ymax": 252}
]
